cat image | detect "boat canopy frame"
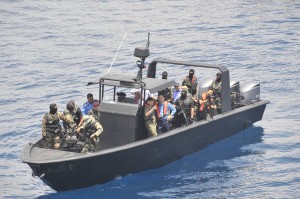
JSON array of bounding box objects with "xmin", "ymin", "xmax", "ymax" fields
[
  {"xmin": 98, "ymin": 73, "xmax": 177, "ymax": 105},
  {"xmin": 147, "ymin": 58, "xmax": 231, "ymax": 113}
]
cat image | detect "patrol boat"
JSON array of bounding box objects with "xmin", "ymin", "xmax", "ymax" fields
[{"xmin": 21, "ymin": 45, "xmax": 269, "ymax": 191}]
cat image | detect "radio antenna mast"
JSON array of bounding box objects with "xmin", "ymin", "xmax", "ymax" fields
[{"xmin": 106, "ymin": 31, "xmax": 127, "ymax": 75}]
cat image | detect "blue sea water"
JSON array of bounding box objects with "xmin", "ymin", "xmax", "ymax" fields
[{"xmin": 0, "ymin": 0, "xmax": 300, "ymax": 198}]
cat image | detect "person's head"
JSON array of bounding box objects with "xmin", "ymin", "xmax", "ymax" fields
[
  {"xmin": 87, "ymin": 93, "xmax": 93, "ymax": 104},
  {"xmin": 181, "ymin": 85, "xmax": 188, "ymax": 92},
  {"xmin": 216, "ymin": 72, "xmax": 222, "ymax": 81},
  {"xmin": 189, "ymin": 69, "xmax": 194, "ymax": 78},
  {"xmin": 207, "ymin": 89, "xmax": 214, "ymax": 96},
  {"xmin": 117, "ymin": 92, "xmax": 126, "ymax": 102},
  {"xmin": 82, "ymin": 115, "xmax": 95, "ymax": 128},
  {"xmin": 174, "ymin": 83, "xmax": 180, "ymax": 91},
  {"xmin": 180, "ymin": 89, "xmax": 187, "ymax": 99},
  {"xmin": 49, "ymin": 103, "xmax": 57, "ymax": 114},
  {"xmin": 162, "ymin": 71, "xmax": 168, "ymax": 79},
  {"xmin": 146, "ymin": 96, "xmax": 155, "ymax": 106},
  {"xmin": 158, "ymin": 94, "xmax": 165, "ymax": 103},
  {"xmin": 66, "ymin": 101, "xmax": 76, "ymax": 112},
  {"xmin": 92, "ymin": 100, "xmax": 100, "ymax": 111},
  {"xmin": 134, "ymin": 91, "xmax": 141, "ymax": 98}
]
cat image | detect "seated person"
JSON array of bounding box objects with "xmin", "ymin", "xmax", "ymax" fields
[
  {"xmin": 197, "ymin": 90, "xmax": 217, "ymax": 120},
  {"xmin": 130, "ymin": 89, "xmax": 152, "ymax": 104},
  {"xmin": 174, "ymin": 89, "xmax": 195, "ymax": 127},
  {"xmin": 117, "ymin": 92, "xmax": 127, "ymax": 102}
]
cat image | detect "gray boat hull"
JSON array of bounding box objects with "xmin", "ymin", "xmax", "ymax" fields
[{"xmin": 21, "ymin": 100, "xmax": 268, "ymax": 191}]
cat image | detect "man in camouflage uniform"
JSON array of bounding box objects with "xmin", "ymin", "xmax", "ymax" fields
[
  {"xmin": 174, "ymin": 89, "xmax": 195, "ymax": 127},
  {"xmin": 76, "ymin": 115, "xmax": 103, "ymax": 153},
  {"xmin": 182, "ymin": 69, "xmax": 198, "ymax": 97},
  {"xmin": 144, "ymin": 96, "xmax": 157, "ymax": 137},
  {"xmin": 160, "ymin": 71, "xmax": 173, "ymax": 102},
  {"xmin": 210, "ymin": 72, "xmax": 222, "ymax": 114},
  {"xmin": 42, "ymin": 103, "xmax": 75, "ymax": 149},
  {"xmin": 63, "ymin": 100, "xmax": 83, "ymax": 128}
]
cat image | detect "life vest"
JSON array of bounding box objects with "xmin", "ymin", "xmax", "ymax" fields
[
  {"xmin": 65, "ymin": 106, "xmax": 82, "ymax": 124},
  {"xmin": 45, "ymin": 113, "xmax": 60, "ymax": 134},
  {"xmin": 211, "ymin": 79, "xmax": 222, "ymax": 97},
  {"xmin": 184, "ymin": 76, "xmax": 197, "ymax": 95},
  {"xmin": 155, "ymin": 101, "xmax": 168, "ymax": 118},
  {"xmin": 199, "ymin": 93, "xmax": 211, "ymax": 112},
  {"xmin": 185, "ymin": 75, "xmax": 197, "ymax": 85}
]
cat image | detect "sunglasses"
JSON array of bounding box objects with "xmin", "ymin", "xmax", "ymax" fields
[{"xmin": 88, "ymin": 98, "xmax": 93, "ymax": 101}]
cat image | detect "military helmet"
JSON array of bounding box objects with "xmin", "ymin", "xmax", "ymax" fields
[{"xmin": 83, "ymin": 115, "xmax": 95, "ymax": 127}]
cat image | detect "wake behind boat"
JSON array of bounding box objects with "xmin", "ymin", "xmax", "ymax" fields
[{"xmin": 21, "ymin": 36, "xmax": 269, "ymax": 191}]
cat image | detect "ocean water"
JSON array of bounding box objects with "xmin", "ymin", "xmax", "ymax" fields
[{"xmin": 1, "ymin": 0, "xmax": 300, "ymax": 198}]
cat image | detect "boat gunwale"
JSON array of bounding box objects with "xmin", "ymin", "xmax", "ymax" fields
[{"xmin": 21, "ymin": 99, "xmax": 269, "ymax": 165}]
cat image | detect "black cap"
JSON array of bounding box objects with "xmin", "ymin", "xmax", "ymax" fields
[
  {"xmin": 162, "ymin": 71, "xmax": 168, "ymax": 76},
  {"xmin": 117, "ymin": 92, "xmax": 126, "ymax": 97},
  {"xmin": 189, "ymin": 69, "xmax": 195, "ymax": 74}
]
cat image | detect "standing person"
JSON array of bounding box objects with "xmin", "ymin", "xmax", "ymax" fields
[
  {"xmin": 130, "ymin": 89, "xmax": 151, "ymax": 104},
  {"xmin": 155, "ymin": 93, "xmax": 176, "ymax": 133},
  {"xmin": 210, "ymin": 72, "xmax": 222, "ymax": 114},
  {"xmin": 76, "ymin": 115, "xmax": 103, "ymax": 153},
  {"xmin": 182, "ymin": 69, "xmax": 198, "ymax": 97},
  {"xmin": 171, "ymin": 83, "xmax": 182, "ymax": 104},
  {"xmin": 88, "ymin": 100, "xmax": 101, "ymax": 123},
  {"xmin": 174, "ymin": 89, "xmax": 195, "ymax": 126},
  {"xmin": 116, "ymin": 92, "xmax": 127, "ymax": 102},
  {"xmin": 160, "ymin": 71, "xmax": 173, "ymax": 102},
  {"xmin": 144, "ymin": 96, "xmax": 157, "ymax": 137},
  {"xmin": 42, "ymin": 103, "xmax": 75, "ymax": 149},
  {"xmin": 197, "ymin": 90, "xmax": 217, "ymax": 120},
  {"xmin": 64, "ymin": 100, "xmax": 83, "ymax": 127},
  {"xmin": 82, "ymin": 93, "xmax": 95, "ymax": 115}
]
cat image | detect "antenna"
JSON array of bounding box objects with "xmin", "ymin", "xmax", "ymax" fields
[
  {"xmin": 146, "ymin": 32, "xmax": 150, "ymax": 48},
  {"xmin": 106, "ymin": 31, "xmax": 127, "ymax": 75}
]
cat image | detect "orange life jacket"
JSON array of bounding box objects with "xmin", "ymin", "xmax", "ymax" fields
[
  {"xmin": 199, "ymin": 93, "xmax": 210, "ymax": 112},
  {"xmin": 155, "ymin": 101, "xmax": 168, "ymax": 118}
]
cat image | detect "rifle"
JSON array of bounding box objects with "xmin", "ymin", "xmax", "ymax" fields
[
  {"xmin": 206, "ymin": 94, "xmax": 213, "ymax": 119},
  {"xmin": 177, "ymin": 100, "xmax": 189, "ymax": 126},
  {"xmin": 60, "ymin": 127, "xmax": 77, "ymax": 149}
]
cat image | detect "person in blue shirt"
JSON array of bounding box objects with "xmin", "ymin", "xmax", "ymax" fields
[
  {"xmin": 155, "ymin": 93, "xmax": 176, "ymax": 133},
  {"xmin": 171, "ymin": 83, "xmax": 182, "ymax": 104},
  {"xmin": 82, "ymin": 93, "xmax": 95, "ymax": 116}
]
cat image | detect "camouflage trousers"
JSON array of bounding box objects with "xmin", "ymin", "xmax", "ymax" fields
[
  {"xmin": 44, "ymin": 133, "xmax": 61, "ymax": 149},
  {"xmin": 81, "ymin": 138, "xmax": 99, "ymax": 153},
  {"xmin": 145, "ymin": 120, "xmax": 157, "ymax": 137}
]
